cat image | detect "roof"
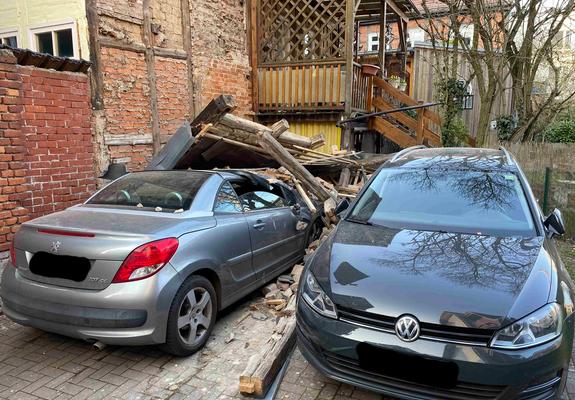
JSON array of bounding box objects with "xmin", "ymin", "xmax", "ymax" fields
[
  {"xmin": 385, "ymin": 147, "xmax": 517, "ymax": 172},
  {"xmin": 356, "ymin": 0, "xmax": 421, "ymax": 21},
  {"xmin": 0, "ymin": 45, "xmax": 91, "ymax": 74}
]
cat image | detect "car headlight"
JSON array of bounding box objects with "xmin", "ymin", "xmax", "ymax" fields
[
  {"xmin": 491, "ymin": 303, "xmax": 563, "ymax": 349},
  {"xmin": 302, "ymin": 271, "xmax": 337, "ymax": 319}
]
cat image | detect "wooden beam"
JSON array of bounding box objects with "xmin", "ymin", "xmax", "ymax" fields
[
  {"xmin": 344, "ymin": 0, "xmax": 355, "ymax": 118},
  {"xmin": 180, "ymin": 0, "xmax": 197, "ymax": 119},
  {"xmin": 85, "ymin": 0, "xmax": 104, "ymax": 110},
  {"xmin": 379, "ymin": 0, "xmax": 387, "ymax": 76},
  {"xmin": 250, "ymin": 0, "xmax": 259, "ymax": 115},
  {"xmin": 142, "ymin": 0, "xmax": 161, "ymax": 155},
  {"xmin": 258, "ymin": 132, "xmax": 332, "ymax": 202},
  {"xmin": 239, "ymin": 318, "xmax": 296, "ymax": 397},
  {"xmin": 386, "ymin": 0, "xmax": 409, "ymax": 23}
]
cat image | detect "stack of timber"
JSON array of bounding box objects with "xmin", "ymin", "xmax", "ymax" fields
[{"xmin": 239, "ymin": 225, "xmax": 335, "ymax": 397}]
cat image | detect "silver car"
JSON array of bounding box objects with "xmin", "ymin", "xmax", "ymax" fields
[{"xmin": 1, "ymin": 170, "xmax": 320, "ymax": 355}]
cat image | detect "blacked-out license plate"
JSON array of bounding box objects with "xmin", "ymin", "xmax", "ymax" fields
[{"xmin": 357, "ymin": 342, "xmax": 459, "ymax": 388}]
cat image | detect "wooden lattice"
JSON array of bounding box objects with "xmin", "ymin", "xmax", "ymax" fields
[{"xmin": 258, "ymin": 0, "xmax": 347, "ymax": 64}]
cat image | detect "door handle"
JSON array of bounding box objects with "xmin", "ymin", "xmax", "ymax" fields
[{"xmin": 253, "ymin": 221, "xmax": 266, "ymax": 230}]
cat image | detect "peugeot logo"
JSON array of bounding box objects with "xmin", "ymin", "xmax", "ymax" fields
[
  {"xmin": 50, "ymin": 241, "xmax": 62, "ymax": 254},
  {"xmin": 395, "ymin": 315, "xmax": 420, "ymax": 342}
]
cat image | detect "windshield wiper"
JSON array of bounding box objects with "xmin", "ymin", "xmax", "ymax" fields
[{"xmin": 346, "ymin": 218, "xmax": 373, "ymax": 226}]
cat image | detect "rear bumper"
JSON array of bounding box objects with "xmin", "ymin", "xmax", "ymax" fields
[
  {"xmin": 0, "ymin": 263, "xmax": 184, "ymax": 346},
  {"xmin": 297, "ymin": 298, "xmax": 573, "ymax": 400}
]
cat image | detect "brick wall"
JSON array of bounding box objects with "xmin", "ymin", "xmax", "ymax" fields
[{"xmin": 0, "ymin": 50, "xmax": 96, "ymax": 253}]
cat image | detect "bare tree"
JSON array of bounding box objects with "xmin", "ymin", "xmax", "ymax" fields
[{"xmin": 416, "ymin": 0, "xmax": 575, "ymax": 145}]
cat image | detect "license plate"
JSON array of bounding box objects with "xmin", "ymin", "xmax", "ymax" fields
[{"xmin": 357, "ymin": 343, "xmax": 459, "ymax": 388}]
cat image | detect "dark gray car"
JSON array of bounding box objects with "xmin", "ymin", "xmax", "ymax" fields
[
  {"xmin": 297, "ymin": 147, "xmax": 574, "ymax": 399},
  {"xmin": 2, "ymin": 170, "xmax": 321, "ymax": 356}
]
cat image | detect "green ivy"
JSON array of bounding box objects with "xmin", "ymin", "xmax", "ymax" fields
[
  {"xmin": 436, "ymin": 78, "xmax": 469, "ymax": 147},
  {"xmin": 495, "ymin": 115, "xmax": 516, "ymax": 141}
]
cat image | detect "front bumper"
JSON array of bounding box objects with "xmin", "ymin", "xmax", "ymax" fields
[
  {"xmin": 297, "ymin": 298, "xmax": 573, "ymax": 400},
  {"xmin": 0, "ymin": 262, "xmax": 184, "ymax": 346}
]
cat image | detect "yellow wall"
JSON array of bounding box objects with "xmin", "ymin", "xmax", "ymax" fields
[
  {"xmin": 0, "ymin": 0, "xmax": 89, "ymax": 59},
  {"xmin": 289, "ymin": 121, "xmax": 342, "ymax": 154}
]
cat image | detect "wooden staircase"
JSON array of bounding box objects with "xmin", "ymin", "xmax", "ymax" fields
[{"xmin": 366, "ymin": 76, "xmax": 443, "ymax": 148}]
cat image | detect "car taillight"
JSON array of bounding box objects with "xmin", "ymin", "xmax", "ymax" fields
[
  {"xmin": 9, "ymin": 240, "xmax": 16, "ymax": 267},
  {"xmin": 112, "ymin": 238, "xmax": 179, "ymax": 283}
]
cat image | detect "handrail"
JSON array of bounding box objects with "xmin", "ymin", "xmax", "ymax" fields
[{"xmin": 336, "ymin": 102, "xmax": 442, "ymax": 127}]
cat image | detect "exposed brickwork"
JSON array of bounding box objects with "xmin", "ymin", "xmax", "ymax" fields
[
  {"xmin": 0, "ymin": 50, "xmax": 95, "ymax": 251},
  {"xmin": 191, "ymin": 0, "xmax": 253, "ymax": 118},
  {"xmin": 155, "ymin": 57, "xmax": 190, "ymax": 141},
  {"xmin": 95, "ymin": 0, "xmax": 253, "ymax": 172},
  {"xmin": 0, "ymin": 50, "xmax": 29, "ymax": 254}
]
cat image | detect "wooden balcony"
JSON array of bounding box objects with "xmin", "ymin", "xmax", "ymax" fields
[{"xmin": 257, "ymin": 61, "xmax": 372, "ymax": 114}]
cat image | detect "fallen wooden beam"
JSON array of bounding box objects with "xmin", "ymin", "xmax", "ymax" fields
[
  {"xmin": 258, "ymin": 131, "xmax": 332, "ymax": 202},
  {"xmin": 239, "ymin": 317, "xmax": 296, "ymax": 397}
]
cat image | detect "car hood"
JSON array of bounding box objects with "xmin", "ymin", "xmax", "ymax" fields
[{"xmin": 311, "ymin": 221, "xmax": 552, "ymax": 330}]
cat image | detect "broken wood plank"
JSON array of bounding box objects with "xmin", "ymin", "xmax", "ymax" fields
[
  {"xmin": 239, "ymin": 317, "xmax": 297, "ymax": 397},
  {"xmin": 258, "ymin": 131, "xmax": 332, "ymax": 202},
  {"xmin": 271, "ymin": 119, "xmax": 290, "ymax": 138}
]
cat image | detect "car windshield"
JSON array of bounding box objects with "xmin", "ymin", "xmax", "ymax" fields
[
  {"xmin": 348, "ymin": 168, "xmax": 536, "ymax": 237},
  {"xmin": 87, "ymin": 171, "xmax": 210, "ymax": 212}
]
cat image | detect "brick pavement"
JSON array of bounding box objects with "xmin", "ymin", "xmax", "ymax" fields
[
  {"xmin": 277, "ymin": 348, "xmax": 575, "ymax": 400},
  {"xmin": 0, "ymin": 292, "xmax": 275, "ymax": 400}
]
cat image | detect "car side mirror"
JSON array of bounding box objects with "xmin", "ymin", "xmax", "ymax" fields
[
  {"xmin": 544, "ymin": 209, "xmax": 565, "ymax": 237},
  {"xmin": 291, "ymin": 203, "xmax": 302, "ymax": 215},
  {"xmin": 335, "ymin": 199, "xmax": 350, "ymax": 216}
]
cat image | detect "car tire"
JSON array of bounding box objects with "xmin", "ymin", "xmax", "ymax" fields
[{"xmin": 162, "ymin": 275, "xmax": 217, "ymax": 357}]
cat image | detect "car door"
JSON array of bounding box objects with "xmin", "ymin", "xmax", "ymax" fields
[
  {"xmin": 212, "ymin": 181, "xmax": 257, "ymax": 287},
  {"xmin": 239, "ymin": 189, "xmax": 303, "ymax": 279}
]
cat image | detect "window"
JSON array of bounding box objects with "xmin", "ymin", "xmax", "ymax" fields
[
  {"xmin": 29, "ymin": 22, "xmax": 78, "ymax": 58},
  {"xmin": 367, "ymin": 32, "xmax": 379, "ymax": 52},
  {"xmin": 214, "ymin": 182, "xmax": 243, "ymax": 213},
  {"xmin": 239, "ymin": 191, "xmax": 287, "ymax": 211},
  {"xmin": 0, "ymin": 30, "xmax": 18, "ymax": 48},
  {"xmin": 348, "ymin": 168, "xmax": 536, "ymax": 237},
  {"xmin": 458, "ymin": 80, "xmax": 474, "ymax": 110}
]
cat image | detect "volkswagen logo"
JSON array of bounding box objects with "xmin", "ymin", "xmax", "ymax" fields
[
  {"xmin": 50, "ymin": 241, "xmax": 62, "ymax": 254},
  {"xmin": 395, "ymin": 315, "xmax": 420, "ymax": 342}
]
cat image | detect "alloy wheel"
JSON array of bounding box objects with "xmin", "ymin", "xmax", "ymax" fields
[{"xmin": 177, "ymin": 287, "xmax": 213, "ymax": 346}]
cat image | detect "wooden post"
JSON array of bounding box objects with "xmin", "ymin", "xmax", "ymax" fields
[
  {"xmin": 250, "ymin": 0, "xmax": 259, "ymax": 115},
  {"xmin": 142, "ymin": 0, "xmax": 161, "ymax": 155},
  {"xmin": 366, "ymin": 76, "xmax": 373, "ymax": 112},
  {"xmin": 85, "ymin": 0, "xmax": 104, "ymax": 110},
  {"xmin": 379, "ymin": 0, "xmax": 387, "ymax": 77},
  {"xmin": 180, "ymin": 0, "xmax": 197, "ymax": 119},
  {"xmin": 343, "ymin": 0, "xmax": 355, "ymax": 125},
  {"xmin": 416, "ymin": 100, "xmax": 425, "ymax": 144}
]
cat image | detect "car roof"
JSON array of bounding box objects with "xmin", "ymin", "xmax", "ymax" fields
[{"xmin": 384, "ymin": 147, "xmax": 518, "ymax": 172}]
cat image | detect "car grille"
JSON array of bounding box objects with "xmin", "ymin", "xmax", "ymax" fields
[
  {"xmin": 322, "ymin": 350, "xmax": 506, "ymax": 400},
  {"xmin": 337, "ymin": 306, "xmax": 495, "ymax": 346}
]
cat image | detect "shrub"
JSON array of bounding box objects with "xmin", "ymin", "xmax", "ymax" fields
[
  {"xmin": 495, "ymin": 115, "xmax": 516, "ymax": 141},
  {"xmin": 542, "ymin": 120, "xmax": 575, "ymax": 143}
]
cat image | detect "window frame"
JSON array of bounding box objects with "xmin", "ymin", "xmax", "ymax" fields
[
  {"xmin": 28, "ymin": 20, "xmax": 79, "ymax": 59},
  {"xmin": 0, "ymin": 28, "xmax": 19, "ymax": 48}
]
